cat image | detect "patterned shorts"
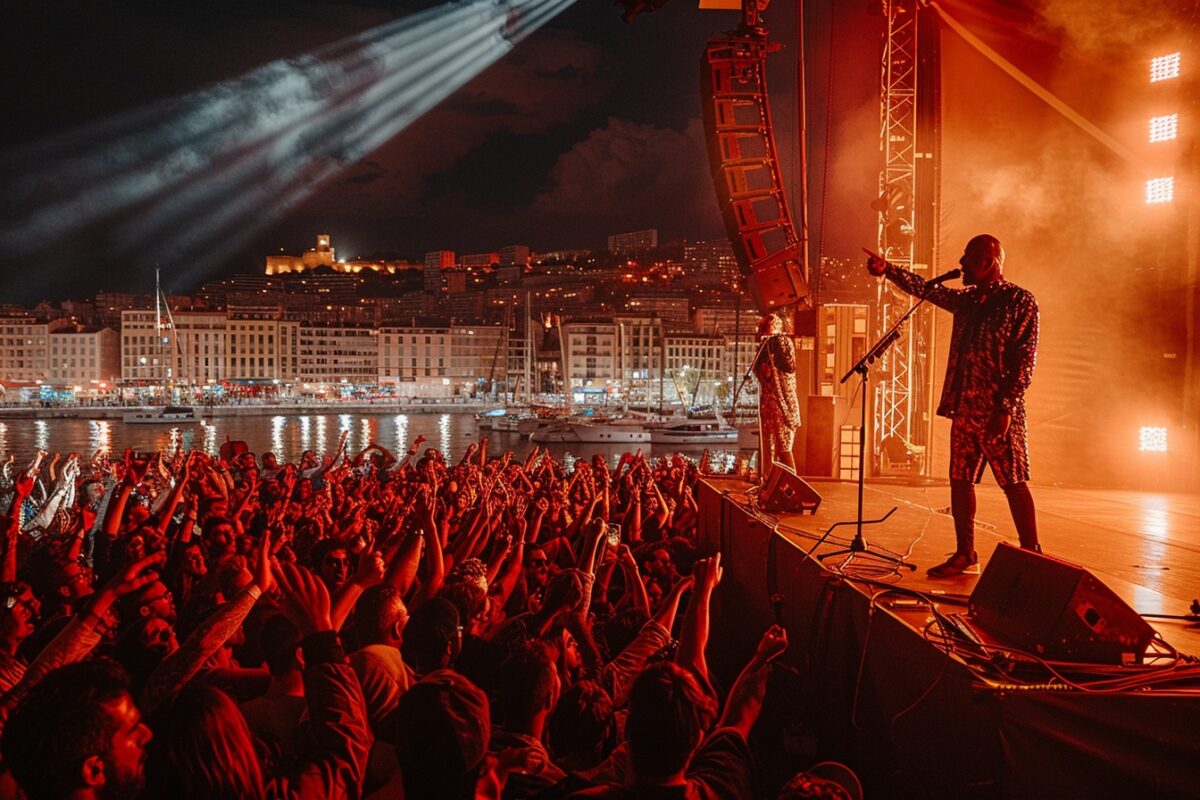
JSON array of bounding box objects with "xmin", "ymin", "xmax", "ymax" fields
[{"xmin": 949, "ymin": 412, "xmax": 1030, "ymax": 487}]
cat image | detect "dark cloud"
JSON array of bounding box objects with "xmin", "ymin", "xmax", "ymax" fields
[
  {"xmin": 532, "ymin": 116, "xmax": 723, "ymax": 242},
  {"xmin": 443, "ymin": 93, "xmax": 524, "ymax": 117},
  {"xmin": 342, "ymin": 161, "xmax": 388, "ymax": 185}
]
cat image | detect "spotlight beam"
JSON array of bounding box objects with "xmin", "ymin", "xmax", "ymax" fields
[
  {"xmin": 4, "ymin": 1, "xmax": 493, "ymax": 243},
  {"xmin": 0, "ymin": 0, "xmax": 578, "ymax": 288},
  {"xmin": 147, "ymin": 29, "xmax": 507, "ymax": 274},
  {"xmin": 118, "ymin": 7, "xmax": 503, "ymax": 254}
]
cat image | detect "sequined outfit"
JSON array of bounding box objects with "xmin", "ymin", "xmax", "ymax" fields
[
  {"xmin": 753, "ymin": 335, "xmax": 801, "ymax": 466},
  {"xmin": 885, "ymin": 264, "xmax": 1039, "ymax": 486}
]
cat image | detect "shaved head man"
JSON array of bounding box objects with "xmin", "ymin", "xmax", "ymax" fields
[{"xmin": 867, "ymin": 234, "xmax": 1041, "ymax": 576}]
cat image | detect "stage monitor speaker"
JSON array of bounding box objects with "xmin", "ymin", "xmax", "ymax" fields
[
  {"xmin": 968, "ymin": 543, "xmax": 1157, "ymax": 665},
  {"xmin": 761, "ymin": 462, "xmax": 821, "ymax": 515}
]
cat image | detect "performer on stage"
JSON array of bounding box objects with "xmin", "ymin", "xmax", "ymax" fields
[
  {"xmin": 866, "ymin": 234, "xmax": 1041, "ymax": 577},
  {"xmin": 753, "ymin": 313, "xmax": 801, "ymax": 481}
]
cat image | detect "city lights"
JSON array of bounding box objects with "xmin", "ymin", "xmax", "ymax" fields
[
  {"xmin": 1148, "ymin": 114, "xmax": 1178, "ymax": 142},
  {"xmin": 1138, "ymin": 426, "xmax": 1168, "ymax": 452},
  {"xmin": 1150, "ymin": 52, "xmax": 1181, "ymax": 82},
  {"xmin": 1145, "ymin": 177, "xmax": 1174, "ymax": 204}
]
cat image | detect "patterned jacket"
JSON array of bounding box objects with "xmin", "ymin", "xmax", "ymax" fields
[{"xmin": 885, "ymin": 264, "xmax": 1038, "ymax": 420}]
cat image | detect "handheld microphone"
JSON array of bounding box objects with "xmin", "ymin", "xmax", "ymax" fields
[{"xmin": 926, "ymin": 268, "xmax": 961, "ymax": 286}]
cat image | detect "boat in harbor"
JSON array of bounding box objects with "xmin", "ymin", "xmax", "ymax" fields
[
  {"xmin": 122, "ymin": 405, "xmax": 199, "ymax": 424},
  {"xmin": 477, "ymin": 408, "xmax": 530, "ymax": 433},
  {"xmin": 647, "ymin": 416, "xmax": 738, "ymax": 446},
  {"xmin": 530, "ymin": 414, "xmax": 651, "ymax": 444}
]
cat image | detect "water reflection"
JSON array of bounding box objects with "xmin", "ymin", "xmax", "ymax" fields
[
  {"xmin": 394, "ymin": 415, "xmax": 409, "ymax": 454},
  {"xmin": 202, "ymin": 421, "xmax": 217, "ymax": 455},
  {"xmin": 359, "ymin": 418, "xmax": 373, "ymax": 453},
  {"xmin": 315, "ymin": 416, "xmax": 328, "ymax": 455},
  {"xmin": 0, "ymin": 412, "xmax": 739, "ymax": 471},
  {"xmin": 88, "ymin": 421, "xmax": 111, "ymax": 456},
  {"xmin": 438, "ymin": 414, "xmax": 451, "ymax": 457},
  {"xmin": 271, "ymin": 416, "xmax": 286, "ymax": 457}
]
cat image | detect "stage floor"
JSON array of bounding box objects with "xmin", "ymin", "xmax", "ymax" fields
[{"xmin": 717, "ymin": 476, "xmax": 1200, "ymax": 656}]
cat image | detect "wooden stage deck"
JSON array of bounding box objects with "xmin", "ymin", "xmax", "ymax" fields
[
  {"xmin": 695, "ymin": 476, "xmax": 1200, "ymax": 798},
  {"xmin": 713, "ymin": 476, "xmax": 1200, "ymax": 656}
]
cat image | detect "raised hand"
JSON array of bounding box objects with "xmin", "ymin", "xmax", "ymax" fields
[
  {"xmin": 103, "ymin": 551, "xmax": 167, "ymax": 598},
  {"xmin": 273, "ymin": 562, "xmax": 333, "ymax": 635},
  {"xmin": 352, "ymin": 549, "xmax": 386, "ymax": 589},
  {"xmin": 693, "ymin": 553, "xmax": 723, "ymax": 594},
  {"xmin": 864, "ymin": 247, "xmax": 888, "ymax": 276},
  {"xmin": 123, "ymin": 449, "xmax": 152, "ymax": 486},
  {"xmin": 753, "ymin": 624, "xmax": 788, "ymax": 664},
  {"xmin": 254, "ymin": 531, "xmax": 275, "ymax": 595}
]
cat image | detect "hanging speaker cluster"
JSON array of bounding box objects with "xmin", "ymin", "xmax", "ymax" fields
[{"xmin": 702, "ymin": 33, "xmax": 811, "ymax": 313}]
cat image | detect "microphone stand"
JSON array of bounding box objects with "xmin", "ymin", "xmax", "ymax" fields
[
  {"xmin": 729, "ymin": 335, "xmax": 776, "ymax": 486},
  {"xmin": 815, "ymin": 288, "xmax": 935, "ymax": 571},
  {"xmin": 729, "ymin": 335, "xmax": 772, "ymax": 411}
]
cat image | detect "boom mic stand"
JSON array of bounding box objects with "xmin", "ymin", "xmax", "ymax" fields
[
  {"xmin": 815, "ymin": 288, "xmax": 936, "ymax": 571},
  {"xmin": 729, "ymin": 335, "xmax": 774, "ymax": 486}
]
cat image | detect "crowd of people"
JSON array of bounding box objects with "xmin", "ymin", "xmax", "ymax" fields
[{"xmin": 0, "ymin": 435, "xmax": 860, "ymax": 799}]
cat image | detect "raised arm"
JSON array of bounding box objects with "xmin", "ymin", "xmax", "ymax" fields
[
  {"xmin": 271, "ymin": 561, "xmax": 371, "ymax": 799},
  {"xmin": 675, "ymin": 553, "xmax": 721, "ymax": 687},
  {"xmin": 2, "ymin": 472, "xmax": 35, "ymax": 581},
  {"xmin": 717, "ymin": 625, "xmax": 788, "ymax": 738},
  {"xmin": 866, "ymin": 249, "xmax": 964, "ymax": 312},
  {"xmin": 141, "ymin": 534, "xmax": 273, "ymax": 714}
]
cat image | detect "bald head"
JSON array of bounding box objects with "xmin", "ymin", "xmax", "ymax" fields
[
  {"xmin": 967, "ymin": 234, "xmax": 1004, "ymax": 264},
  {"xmin": 961, "ymin": 234, "xmax": 1005, "ymax": 286}
]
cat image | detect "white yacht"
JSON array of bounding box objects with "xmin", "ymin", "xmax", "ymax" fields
[
  {"xmin": 647, "ymin": 417, "xmax": 738, "ymax": 445},
  {"xmin": 530, "ymin": 415, "xmax": 651, "ymax": 444},
  {"xmin": 123, "ymin": 405, "xmax": 199, "ymax": 424}
]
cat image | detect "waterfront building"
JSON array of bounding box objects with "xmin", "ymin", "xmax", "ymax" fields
[
  {"xmin": 665, "ymin": 332, "xmax": 725, "ymax": 406},
  {"xmin": 613, "ymin": 315, "xmax": 666, "ymax": 405},
  {"xmin": 0, "ymin": 315, "xmax": 72, "ymax": 384},
  {"xmin": 119, "ymin": 310, "xmax": 168, "ymax": 385},
  {"xmin": 562, "ymin": 320, "xmax": 619, "ymax": 395},
  {"xmin": 298, "ymin": 324, "xmax": 378, "ymax": 386},
  {"xmin": 169, "ymin": 311, "xmax": 228, "ymax": 386},
  {"xmin": 47, "ymin": 327, "xmax": 120, "ymax": 391},
  {"xmin": 225, "ymin": 307, "xmax": 299, "ymax": 384},
  {"xmin": 378, "ymin": 324, "xmax": 505, "ymax": 398}
]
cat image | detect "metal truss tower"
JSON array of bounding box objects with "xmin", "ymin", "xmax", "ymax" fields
[{"xmin": 874, "ymin": 0, "xmax": 941, "ymax": 471}]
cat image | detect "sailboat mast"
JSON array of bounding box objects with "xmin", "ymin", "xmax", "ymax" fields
[{"xmin": 155, "ymin": 269, "xmax": 163, "ymax": 391}]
